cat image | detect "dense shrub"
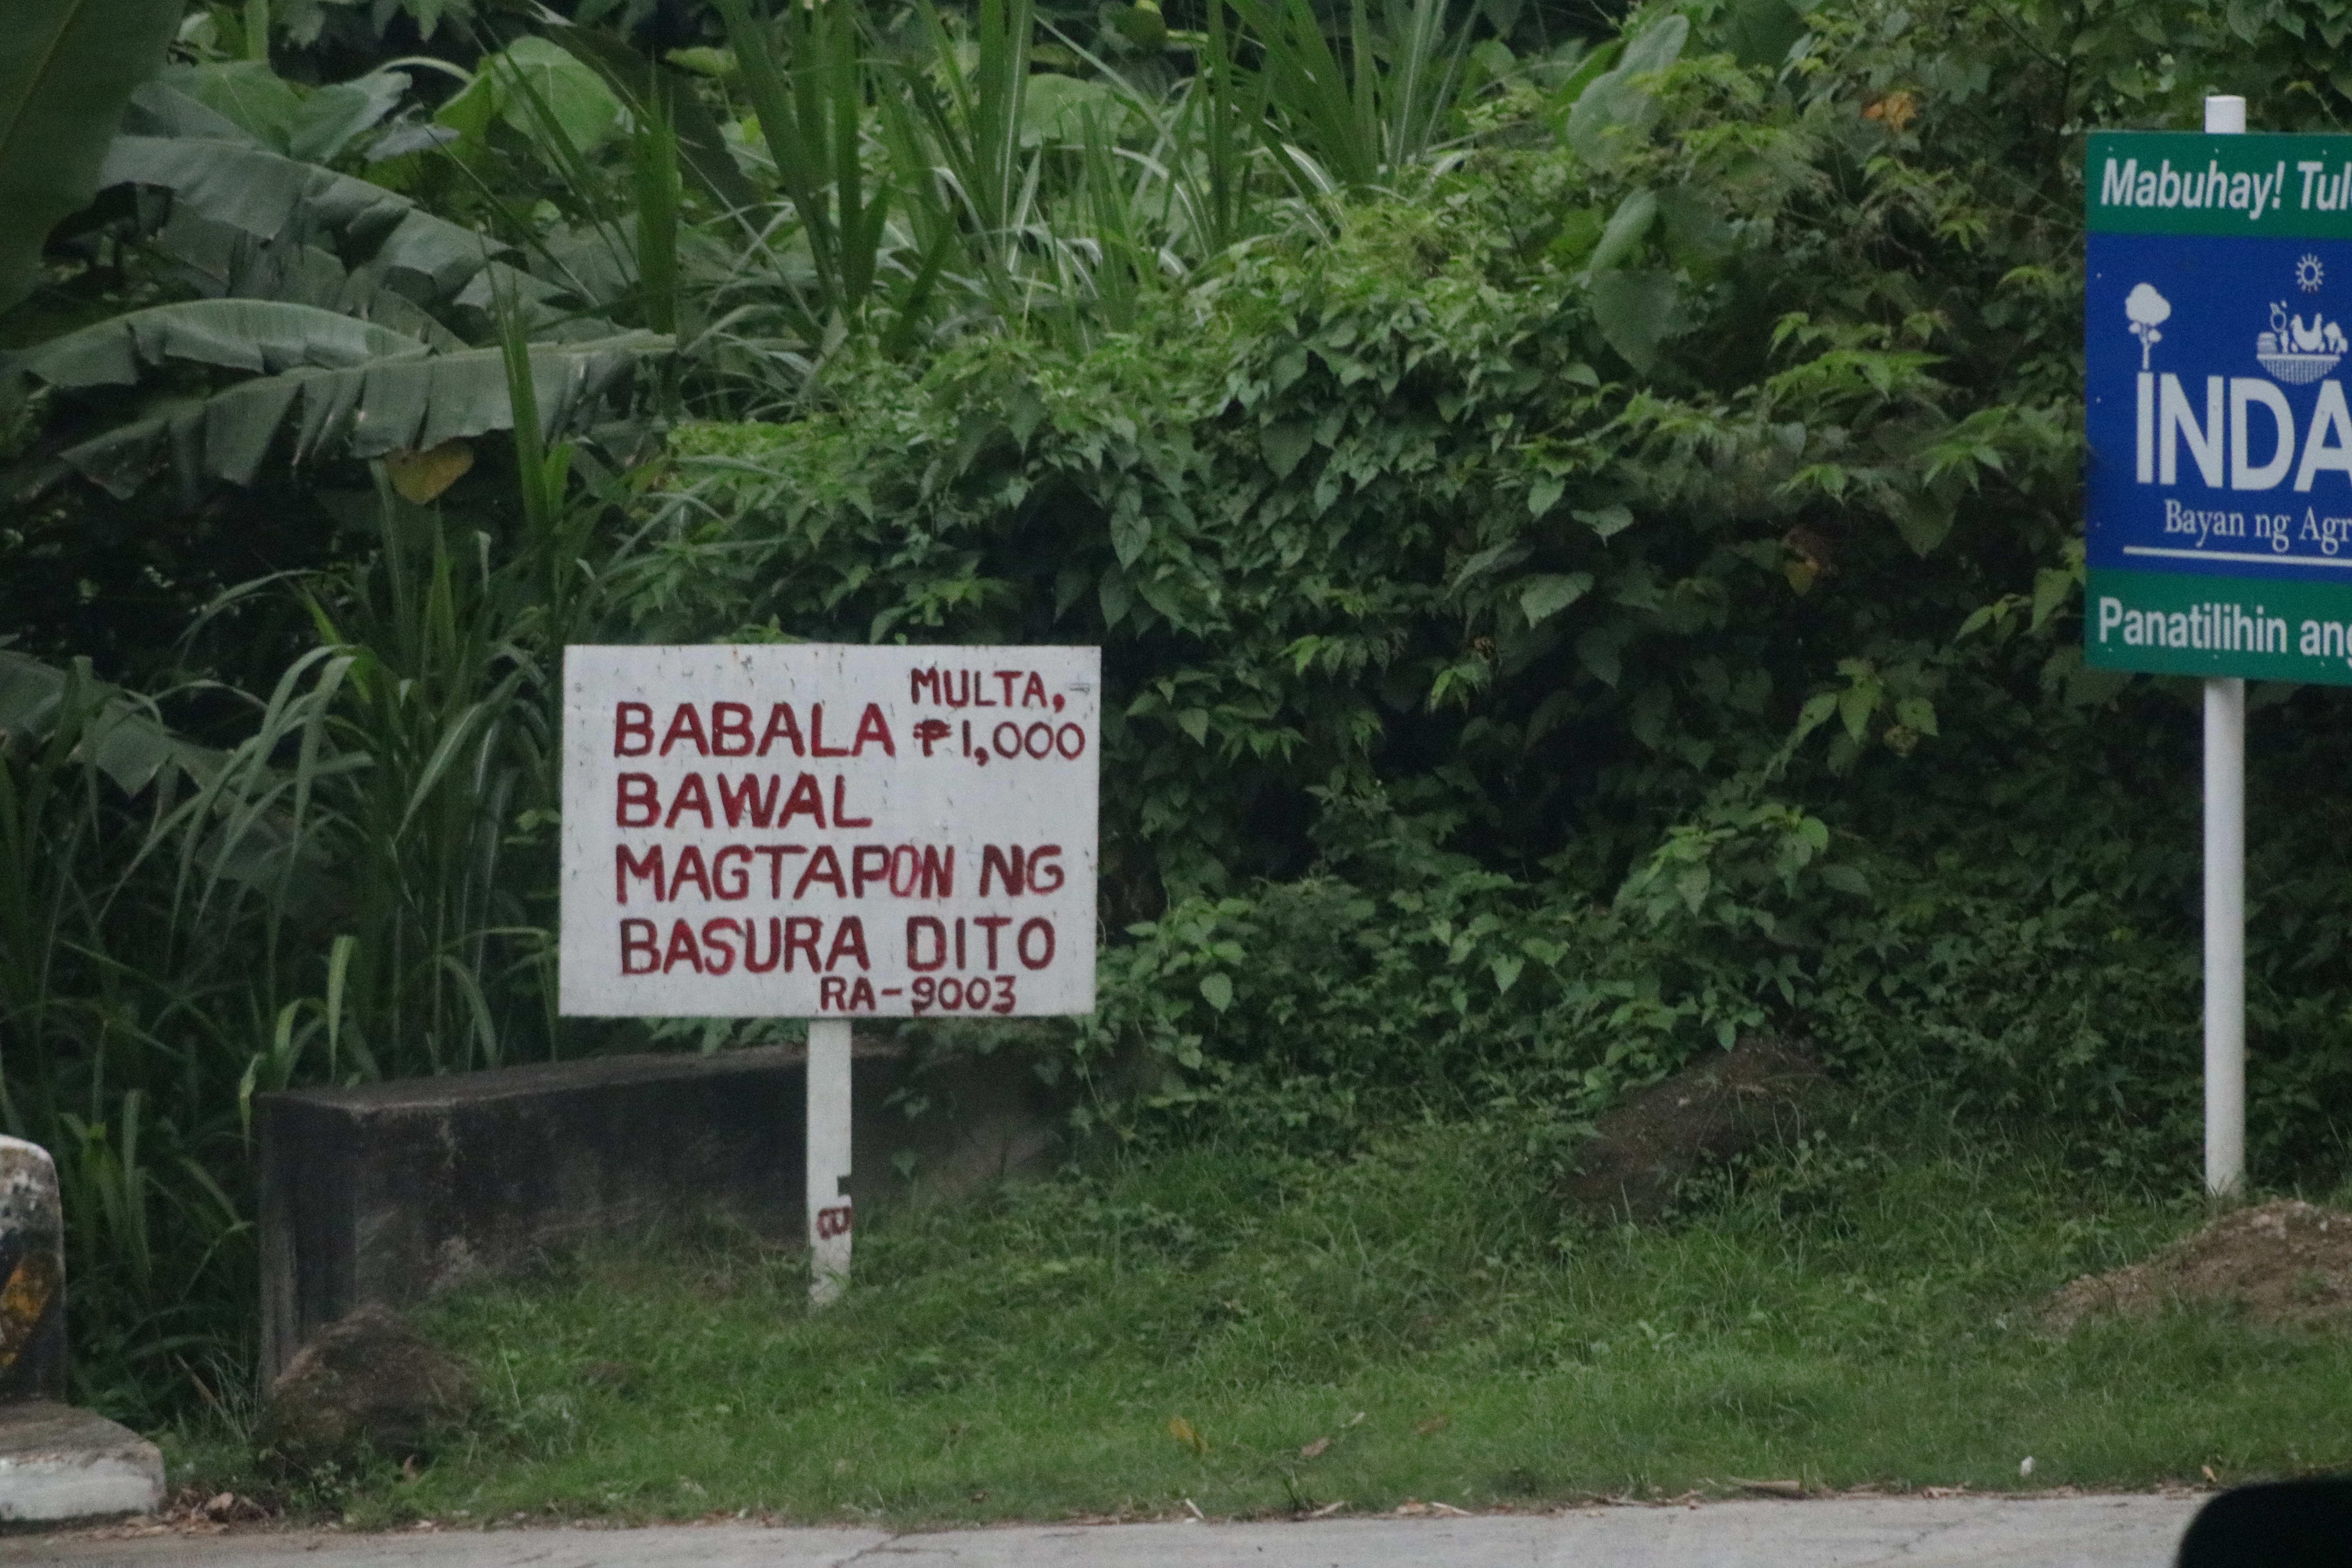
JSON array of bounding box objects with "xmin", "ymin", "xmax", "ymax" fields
[
  {"xmin": 13, "ymin": 0, "xmax": 2352, "ymax": 1419},
  {"xmin": 643, "ymin": 0, "xmax": 2352, "ymax": 1181}
]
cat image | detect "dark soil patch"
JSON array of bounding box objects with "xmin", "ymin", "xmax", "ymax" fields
[
  {"xmin": 1556, "ymin": 1038, "xmax": 1826, "ymax": 1224},
  {"xmin": 2044, "ymin": 1199, "xmax": 2352, "ymax": 1333}
]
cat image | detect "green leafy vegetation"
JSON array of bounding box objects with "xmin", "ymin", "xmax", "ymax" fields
[
  {"xmin": 0, "ymin": 0, "xmax": 185, "ymax": 311},
  {"xmin": 6, "ymin": 0, "xmax": 2352, "ymax": 1446},
  {"xmin": 175, "ymin": 1127, "xmax": 2352, "ymax": 1522}
]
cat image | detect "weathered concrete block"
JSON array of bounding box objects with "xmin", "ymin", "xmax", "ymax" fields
[
  {"xmin": 0, "ymin": 1137, "xmax": 66, "ymax": 1404},
  {"xmin": 258, "ymin": 1039, "xmax": 1057, "ymax": 1379},
  {"xmin": 0, "ymin": 1403, "xmax": 162, "ymax": 1522}
]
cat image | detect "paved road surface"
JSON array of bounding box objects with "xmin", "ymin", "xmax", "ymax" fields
[{"xmin": 2, "ymin": 1495, "xmax": 2202, "ymax": 1567}]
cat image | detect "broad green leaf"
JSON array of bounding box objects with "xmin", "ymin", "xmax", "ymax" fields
[
  {"xmin": 1260, "ymin": 420, "xmax": 1314, "ymax": 479},
  {"xmin": 96, "ymin": 136, "xmax": 502, "ymax": 300},
  {"xmin": 2031, "ymin": 566, "xmax": 2076, "ymax": 630},
  {"xmin": 1588, "ymin": 269, "xmax": 1677, "ymax": 373},
  {"xmin": 1519, "ymin": 572, "xmax": 1593, "ymax": 626},
  {"xmin": 494, "ymin": 36, "xmax": 624, "ymax": 156},
  {"xmin": 1587, "ymin": 188, "xmax": 1658, "ymax": 273},
  {"xmin": 542, "ymin": 26, "xmax": 761, "ymax": 211},
  {"xmin": 0, "ymin": 0, "xmax": 183, "ymax": 311},
  {"xmin": 0, "ymin": 650, "xmax": 225, "ymax": 794},
  {"xmin": 122, "ymin": 78, "xmax": 253, "ymax": 143},
  {"xmin": 1837, "ymin": 682, "xmax": 1876, "ymax": 742},
  {"xmin": 1895, "ymin": 696, "xmax": 1939, "ymax": 737},
  {"xmin": 1575, "ymin": 504, "xmax": 1634, "ymax": 540},
  {"xmin": 16, "ymin": 299, "xmax": 426, "ymax": 387},
  {"xmin": 1657, "ymin": 185, "xmax": 1734, "ymax": 272},
  {"xmin": 434, "ymin": 71, "xmax": 498, "ymax": 142},
  {"xmin": 1565, "ymin": 13, "xmax": 1685, "ymax": 166},
  {"xmin": 287, "ymin": 70, "xmax": 411, "ymax": 163},
  {"xmin": 1889, "ymin": 489, "xmax": 1955, "ymax": 556},
  {"xmin": 1819, "ymin": 863, "xmax": 1871, "ymax": 897},
  {"xmin": 1098, "ymin": 566, "xmax": 1133, "ymax": 627},
  {"xmin": 1111, "ymin": 510, "xmax": 1150, "ymax": 568},
  {"xmin": 1112, "ymin": 2, "xmax": 1169, "ymax": 51},
  {"xmin": 15, "ymin": 299, "xmax": 426, "ymax": 392},
  {"xmin": 1793, "ymin": 691, "xmax": 1838, "ymax": 741},
  {"xmin": 1022, "ymin": 74, "xmax": 1127, "ymax": 146},
  {"xmin": 1527, "ymin": 474, "xmax": 1565, "ymax": 517},
  {"xmin": 1547, "ymin": 207, "xmax": 1605, "ymax": 265},
  {"xmin": 161, "ymin": 62, "xmax": 304, "ymax": 152},
  {"xmin": 1198, "ymin": 973, "xmax": 1234, "ymax": 1012},
  {"xmin": 21, "ymin": 323, "xmax": 666, "ymax": 494},
  {"xmin": 1452, "ymin": 540, "xmax": 1530, "ymax": 590},
  {"xmin": 1618, "ymin": 11, "xmax": 1691, "ymax": 77},
  {"xmin": 1577, "ymin": 626, "xmax": 1621, "ymax": 687},
  {"xmin": 1714, "ymin": 0, "xmax": 1806, "ymax": 69},
  {"xmin": 665, "ymin": 47, "xmax": 736, "ymax": 79}
]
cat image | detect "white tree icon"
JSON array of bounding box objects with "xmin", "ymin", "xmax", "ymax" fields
[{"xmin": 2126, "ymin": 283, "xmax": 2171, "ymax": 370}]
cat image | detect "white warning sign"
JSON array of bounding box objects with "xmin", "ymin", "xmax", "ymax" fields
[{"xmin": 559, "ymin": 644, "xmax": 1099, "ymax": 1018}]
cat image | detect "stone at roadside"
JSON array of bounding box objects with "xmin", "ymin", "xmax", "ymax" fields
[
  {"xmin": 252, "ymin": 1305, "xmax": 472, "ymax": 1475},
  {"xmin": 0, "ymin": 1137, "xmax": 160, "ymax": 1524},
  {"xmin": 1557, "ymin": 1038, "xmax": 1827, "ymax": 1224},
  {"xmin": 0, "ymin": 1136, "xmax": 67, "ymax": 1403},
  {"xmin": 0, "ymin": 1402, "xmax": 164, "ymax": 1524}
]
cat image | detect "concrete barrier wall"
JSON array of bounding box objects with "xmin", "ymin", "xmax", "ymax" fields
[{"xmin": 257, "ymin": 1037, "xmax": 1058, "ymax": 1380}]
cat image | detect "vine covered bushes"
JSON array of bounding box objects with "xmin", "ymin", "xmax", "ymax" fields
[
  {"xmin": 643, "ymin": 0, "xmax": 2352, "ymax": 1167},
  {"xmin": 9, "ymin": 0, "xmax": 2352, "ymax": 1418}
]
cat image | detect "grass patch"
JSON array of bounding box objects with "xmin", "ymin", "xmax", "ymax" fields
[{"xmin": 173, "ymin": 1125, "xmax": 2352, "ymax": 1527}]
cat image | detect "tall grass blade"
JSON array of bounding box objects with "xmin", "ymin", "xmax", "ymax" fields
[
  {"xmin": 631, "ymin": 70, "xmax": 683, "ymax": 346},
  {"xmin": 713, "ymin": 0, "xmax": 894, "ymax": 334}
]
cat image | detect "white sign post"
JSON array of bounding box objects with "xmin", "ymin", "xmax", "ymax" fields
[
  {"xmin": 559, "ymin": 643, "xmax": 1100, "ymax": 1298},
  {"xmin": 2089, "ymin": 94, "xmax": 2277, "ymax": 1198},
  {"xmin": 2203, "ymin": 93, "xmax": 2248, "ymax": 1199}
]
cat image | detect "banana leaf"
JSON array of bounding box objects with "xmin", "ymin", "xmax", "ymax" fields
[
  {"xmin": 150, "ymin": 213, "xmax": 466, "ymax": 351},
  {"xmin": 0, "ymin": 0, "xmax": 186, "ymax": 311},
  {"xmin": 20, "ymin": 317, "xmax": 668, "ymax": 493},
  {"xmin": 0, "ymin": 650, "xmax": 225, "ymax": 795},
  {"xmin": 98, "ymin": 135, "xmax": 502, "ymax": 300},
  {"xmin": 15, "ymin": 298, "xmax": 430, "ymax": 388},
  {"xmin": 121, "ymin": 79, "xmax": 258, "ymax": 143}
]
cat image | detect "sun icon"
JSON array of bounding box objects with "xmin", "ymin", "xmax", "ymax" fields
[{"xmin": 2298, "ymin": 254, "xmax": 2326, "ymax": 292}]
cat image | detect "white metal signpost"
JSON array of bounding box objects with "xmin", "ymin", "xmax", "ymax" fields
[
  {"xmin": 558, "ymin": 643, "xmax": 1100, "ymax": 1298},
  {"xmin": 2085, "ymin": 96, "xmax": 2352, "ymax": 1194}
]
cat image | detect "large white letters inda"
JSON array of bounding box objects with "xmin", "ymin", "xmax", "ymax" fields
[{"xmin": 2135, "ymin": 371, "xmax": 2352, "ymax": 492}]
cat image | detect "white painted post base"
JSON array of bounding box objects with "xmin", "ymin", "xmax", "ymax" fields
[
  {"xmin": 806, "ymin": 1019, "xmax": 854, "ymax": 1304},
  {"xmin": 2204, "ymin": 676, "xmax": 2246, "ymax": 1197}
]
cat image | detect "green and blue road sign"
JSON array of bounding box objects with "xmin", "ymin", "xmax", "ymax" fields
[{"xmin": 2087, "ymin": 131, "xmax": 2352, "ymax": 685}]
